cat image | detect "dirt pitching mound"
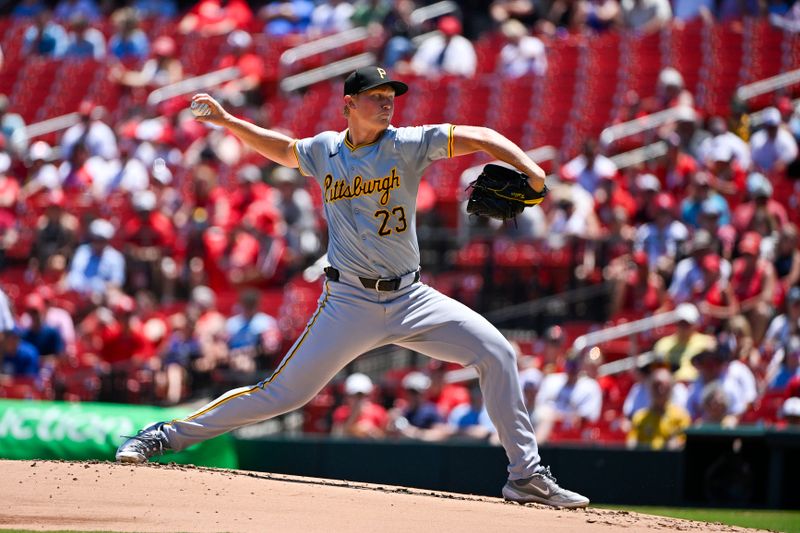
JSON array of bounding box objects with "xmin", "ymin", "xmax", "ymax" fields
[{"xmin": 0, "ymin": 460, "xmax": 764, "ymax": 533}]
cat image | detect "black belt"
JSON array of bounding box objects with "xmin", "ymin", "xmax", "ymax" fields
[{"xmin": 324, "ymin": 267, "xmax": 420, "ymax": 292}]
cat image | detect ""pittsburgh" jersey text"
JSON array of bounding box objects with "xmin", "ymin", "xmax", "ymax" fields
[{"xmin": 323, "ymin": 168, "xmax": 401, "ymax": 206}]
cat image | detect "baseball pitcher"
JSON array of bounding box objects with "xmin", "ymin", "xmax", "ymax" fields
[{"xmin": 117, "ymin": 66, "xmax": 589, "ymax": 508}]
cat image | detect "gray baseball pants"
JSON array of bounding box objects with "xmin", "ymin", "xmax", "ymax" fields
[{"xmin": 163, "ymin": 277, "xmax": 541, "ymax": 480}]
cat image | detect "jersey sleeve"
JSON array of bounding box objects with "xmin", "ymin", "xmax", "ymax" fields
[
  {"xmin": 396, "ymin": 124, "xmax": 455, "ymax": 170},
  {"xmin": 292, "ymin": 131, "xmax": 337, "ymax": 179}
]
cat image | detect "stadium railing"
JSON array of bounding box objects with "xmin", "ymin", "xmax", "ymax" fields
[
  {"xmin": 146, "ymin": 66, "xmax": 241, "ymax": 106},
  {"xmin": 280, "ymin": 53, "xmax": 377, "ymax": 93},
  {"xmin": 599, "ymin": 106, "xmax": 687, "ymax": 151},
  {"xmin": 278, "ymin": 1, "xmax": 458, "ymax": 92},
  {"xmin": 279, "ymin": 27, "xmax": 371, "ymax": 70},
  {"xmin": 735, "ymin": 67, "xmax": 800, "ymax": 102},
  {"xmin": 571, "ymin": 303, "xmax": 698, "ymax": 353}
]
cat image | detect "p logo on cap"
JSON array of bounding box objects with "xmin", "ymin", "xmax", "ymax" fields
[{"xmin": 343, "ymin": 66, "xmax": 408, "ymax": 96}]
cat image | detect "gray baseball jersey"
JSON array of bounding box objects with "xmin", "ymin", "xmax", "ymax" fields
[{"xmin": 293, "ymin": 124, "xmax": 453, "ymax": 278}]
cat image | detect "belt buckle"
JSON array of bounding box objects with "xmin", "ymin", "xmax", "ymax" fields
[{"xmin": 375, "ymin": 277, "xmax": 397, "ymax": 292}]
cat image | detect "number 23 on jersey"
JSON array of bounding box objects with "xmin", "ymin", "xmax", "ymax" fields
[{"xmin": 374, "ymin": 206, "xmax": 407, "ymax": 237}]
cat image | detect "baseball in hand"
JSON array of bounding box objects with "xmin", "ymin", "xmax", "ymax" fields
[{"xmin": 190, "ymin": 100, "xmax": 211, "ymax": 117}]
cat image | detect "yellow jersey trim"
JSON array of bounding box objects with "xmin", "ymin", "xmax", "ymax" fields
[
  {"xmin": 343, "ymin": 129, "xmax": 385, "ymax": 152},
  {"xmin": 448, "ymin": 124, "xmax": 455, "ymax": 158},
  {"xmin": 292, "ymin": 141, "xmax": 310, "ymax": 177},
  {"xmin": 182, "ymin": 282, "xmax": 330, "ymax": 422}
]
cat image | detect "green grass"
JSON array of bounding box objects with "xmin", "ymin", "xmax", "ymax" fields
[{"xmin": 598, "ymin": 505, "xmax": 800, "ymax": 532}]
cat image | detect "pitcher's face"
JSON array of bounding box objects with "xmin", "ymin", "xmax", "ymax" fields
[{"xmin": 349, "ymin": 86, "xmax": 395, "ymax": 127}]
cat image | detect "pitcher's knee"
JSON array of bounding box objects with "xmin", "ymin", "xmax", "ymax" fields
[{"xmin": 477, "ymin": 339, "xmax": 518, "ymax": 372}]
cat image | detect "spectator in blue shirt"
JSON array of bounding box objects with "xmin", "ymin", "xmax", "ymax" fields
[
  {"xmin": 20, "ymin": 293, "xmax": 64, "ymax": 362},
  {"xmin": 133, "ymin": 0, "xmax": 179, "ymax": 18},
  {"xmin": 769, "ymin": 337, "xmax": 800, "ymax": 392},
  {"xmin": 54, "ymin": 0, "xmax": 101, "ymax": 23},
  {"xmin": 108, "ymin": 8, "xmax": 150, "ymax": 60},
  {"xmin": 260, "ymin": 0, "xmax": 315, "ymax": 36},
  {"xmin": 12, "ymin": 0, "xmax": 47, "ymax": 19},
  {"xmin": 1, "ymin": 327, "xmax": 40, "ymax": 378},
  {"xmin": 159, "ymin": 312, "xmax": 202, "ymax": 404},
  {"xmin": 64, "ymin": 14, "xmax": 106, "ymax": 60},
  {"xmin": 398, "ymin": 371, "xmax": 444, "ymax": 430},
  {"xmin": 448, "ymin": 382, "xmax": 497, "ymax": 440},
  {"xmin": 23, "ymin": 10, "xmax": 69, "ymax": 57},
  {"xmin": 672, "ymin": 0, "xmax": 714, "ymax": 22},
  {"xmin": 225, "ymin": 289, "xmax": 281, "ymax": 371},
  {"xmin": 681, "ymin": 171, "xmax": 731, "ymax": 229},
  {"xmin": 66, "ymin": 218, "xmax": 126, "ymax": 295},
  {"xmin": 0, "ymin": 95, "xmax": 29, "ymax": 158}
]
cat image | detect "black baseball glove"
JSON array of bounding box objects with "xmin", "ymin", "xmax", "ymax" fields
[{"xmin": 466, "ymin": 164, "xmax": 548, "ymax": 221}]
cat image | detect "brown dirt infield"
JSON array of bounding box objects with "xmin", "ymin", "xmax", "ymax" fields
[{"xmin": 0, "ymin": 460, "xmax": 766, "ymax": 532}]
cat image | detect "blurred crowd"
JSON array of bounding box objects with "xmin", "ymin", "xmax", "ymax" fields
[
  {"xmin": 304, "ymin": 317, "xmax": 800, "ymax": 448},
  {"xmin": 0, "ymin": 0, "xmax": 799, "ymax": 448}
]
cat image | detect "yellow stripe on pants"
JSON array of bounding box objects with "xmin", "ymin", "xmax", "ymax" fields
[{"xmin": 181, "ymin": 283, "xmax": 330, "ymax": 423}]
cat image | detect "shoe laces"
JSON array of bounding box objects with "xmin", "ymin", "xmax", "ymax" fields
[
  {"xmin": 121, "ymin": 427, "xmax": 166, "ymax": 456},
  {"xmin": 537, "ymin": 465, "xmax": 557, "ymax": 483}
]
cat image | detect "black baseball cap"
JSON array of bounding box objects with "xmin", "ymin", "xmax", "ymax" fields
[{"xmin": 343, "ymin": 67, "xmax": 408, "ymax": 97}]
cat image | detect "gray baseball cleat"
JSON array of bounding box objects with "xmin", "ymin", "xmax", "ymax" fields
[
  {"xmin": 116, "ymin": 422, "xmax": 171, "ymax": 463},
  {"xmin": 502, "ymin": 466, "xmax": 590, "ymax": 508}
]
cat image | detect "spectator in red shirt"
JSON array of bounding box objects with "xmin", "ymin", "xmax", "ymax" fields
[
  {"xmin": 631, "ymin": 172, "xmax": 661, "ymax": 224},
  {"xmin": 732, "ymin": 172, "xmax": 788, "ymax": 238},
  {"xmin": 33, "ymin": 190, "xmax": 79, "ymax": 274},
  {"xmin": 537, "ymin": 325, "xmax": 568, "ymax": 374},
  {"xmin": 695, "ymin": 252, "xmax": 738, "ymax": 324},
  {"xmin": 594, "ymin": 174, "xmax": 636, "ymax": 230},
  {"xmin": 0, "ymin": 160, "xmax": 19, "ymax": 232},
  {"xmin": 731, "ymin": 232, "xmax": 777, "ymax": 344},
  {"xmin": 122, "ymin": 190, "xmax": 177, "ymax": 296},
  {"xmin": 217, "ymin": 30, "xmax": 267, "ymax": 110},
  {"xmin": 58, "ymin": 141, "xmax": 94, "ymax": 193},
  {"xmin": 609, "ymin": 250, "xmax": 667, "ymax": 319},
  {"xmin": 95, "ymin": 295, "xmax": 154, "ymax": 366},
  {"xmin": 202, "ymin": 225, "xmax": 261, "ymax": 291},
  {"xmin": 706, "ymin": 143, "xmax": 747, "ymax": 212},
  {"xmin": 658, "ymin": 133, "xmax": 697, "ymax": 194},
  {"xmin": 611, "ymin": 89, "xmax": 647, "ymax": 125},
  {"xmin": 123, "ymin": 191, "xmax": 177, "ymax": 250},
  {"xmin": 332, "ymin": 373, "xmax": 388, "ymax": 439},
  {"xmin": 653, "ymin": 68, "xmax": 694, "ymax": 111},
  {"xmin": 426, "ymin": 360, "xmax": 470, "ymax": 418},
  {"xmin": 80, "ymin": 294, "xmax": 153, "ymax": 401},
  {"xmin": 179, "ymin": 0, "xmax": 253, "ymax": 36},
  {"xmin": 214, "ymin": 164, "xmax": 272, "ymax": 230}
]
